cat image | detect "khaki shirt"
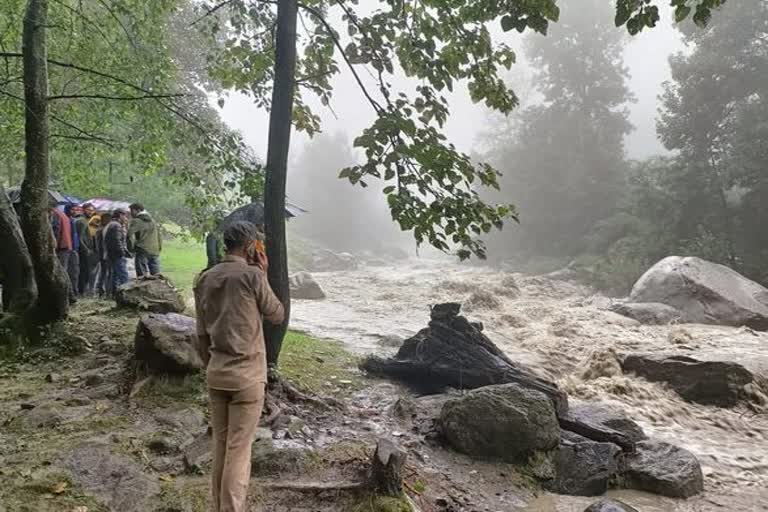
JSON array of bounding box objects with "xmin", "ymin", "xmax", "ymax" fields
[{"xmin": 193, "ymin": 255, "xmax": 285, "ymax": 391}]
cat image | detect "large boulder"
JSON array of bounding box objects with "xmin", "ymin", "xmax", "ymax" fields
[
  {"xmin": 583, "ymin": 500, "xmax": 638, "ymax": 512},
  {"xmin": 610, "ymin": 302, "xmax": 681, "ymax": 325},
  {"xmin": 290, "ymin": 271, "xmax": 326, "ymax": 300},
  {"xmin": 546, "ymin": 435, "xmax": 622, "ymax": 496},
  {"xmin": 61, "ymin": 442, "xmax": 160, "ymax": 512},
  {"xmin": 623, "ymin": 440, "xmax": 704, "ymax": 498},
  {"xmin": 116, "ymin": 276, "xmax": 186, "ymax": 314},
  {"xmin": 134, "ymin": 313, "xmax": 202, "ymax": 375},
  {"xmin": 438, "ymin": 383, "xmax": 560, "ymax": 463},
  {"xmin": 310, "ymin": 249, "xmax": 358, "ymax": 272},
  {"xmin": 621, "ymin": 353, "xmax": 758, "ymax": 407},
  {"xmin": 629, "ymin": 256, "xmax": 768, "ymax": 329}
]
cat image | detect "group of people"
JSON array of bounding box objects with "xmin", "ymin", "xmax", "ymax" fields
[{"xmin": 49, "ymin": 202, "xmax": 163, "ymax": 301}]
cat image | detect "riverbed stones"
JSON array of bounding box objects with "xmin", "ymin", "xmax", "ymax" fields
[
  {"xmin": 621, "ymin": 353, "xmax": 757, "ymax": 407},
  {"xmin": 629, "ymin": 256, "xmax": 768, "ymax": 329},
  {"xmin": 610, "ymin": 302, "xmax": 681, "ymax": 325},
  {"xmin": 289, "ymin": 271, "xmax": 326, "ymax": 300},
  {"xmin": 623, "ymin": 440, "xmax": 704, "ymax": 498},
  {"xmin": 134, "ymin": 313, "xmax": 202, "ymax": 375},
  {"xmin": 116, "ymin": 276, "xmax": 186, "ymax": 314},
  {"xmin": 438, "ymin": 383, "xmax": 560, "ymax": 463},
  {"xmin": 61, "ymin": 442, "xmax": 160, "ymax": 512},
  {"xmin": 584, "ymin": 499, "xmax": 638, "ymax": 512},
  {"xmin": 310, "ymin": 249, "xmax": 358, "ymax": 272}
]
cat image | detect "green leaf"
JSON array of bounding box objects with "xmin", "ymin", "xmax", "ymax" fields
[
  {"xmin": 674, "ymin": 5, "xmax": 691, "ymax": 22},
  {"xmin": 500, "ymin": 15, "xmax": 515, "ymax": 32}
]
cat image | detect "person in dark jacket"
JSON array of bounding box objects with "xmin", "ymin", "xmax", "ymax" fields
[
  {"xmin": 95, "ymin": 212, "xmax": 112, "ymax": 298},
  {"xmin": 63, "ymin": 204, "xmax": 81, "ymax": 297},
  {"xmin": 128, "ymin": 203, "xmax": 162, "ymax": 276},
  {"xmin": 75, "ymin": 202, "xmax": 97, "ymax": 296},
  {"xmin": 104, "ymin": 208, "xmax": 131, "ymax": 294}
]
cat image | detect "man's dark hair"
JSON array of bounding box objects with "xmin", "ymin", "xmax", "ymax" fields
[
  {"xmin": 129, "ymin": 203, "xmax": 144, "ymax": 212},
  {"xmin": 64, "ymin": 203, "xmax": 76, "ymax": 216},
  {"xmin": 223, "ymin": 221, "xmax": 259, "ymax": 251},
  {"xmin": 112, "ymin": 208, "xmax": 127, "ymax": 218},
  {"xmin": 82, "ymin": 202, "xmax": 95, "ymax": 210}
]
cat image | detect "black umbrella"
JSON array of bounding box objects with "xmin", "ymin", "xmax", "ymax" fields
[
  {"xmin": 218, "ymin": 200, "xmax": 307, "ymax": 232},
  {"xmin": 5, "ymin": 186, "xmax": 68, "ymax": 205}
]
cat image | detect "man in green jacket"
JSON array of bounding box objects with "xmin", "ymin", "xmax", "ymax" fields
[
  {"xmin": 74, "ymin": 203, "xmax": 97, "ymax": 295},
  {"xmin": 128, "ymin": 203, "xmax": 162, "ymax": 276}
]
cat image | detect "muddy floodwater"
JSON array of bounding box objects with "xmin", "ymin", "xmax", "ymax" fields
[{"xmin": 291, "ymin": 259, "xmax": 768, "ymax": 512}]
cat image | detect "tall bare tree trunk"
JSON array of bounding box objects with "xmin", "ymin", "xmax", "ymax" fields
[
  {"xmin": 0, "ymin": 184, "xmax": 37, "ymax": 319},
  {"xmin": 262, "ymin": 0, "xmax": 298, "ymax": 367},
  {"xmin": 19, "ymin": 0, "xmax": 69, "ymax": 324}
]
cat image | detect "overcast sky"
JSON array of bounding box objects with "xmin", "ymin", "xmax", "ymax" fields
[{"xmin": 217, "ymin": 1, "xmax": 685, "ymax": 191}]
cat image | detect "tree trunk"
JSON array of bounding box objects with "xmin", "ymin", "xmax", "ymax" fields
[
  {"xmin": 370, "ymin": 439, "xmax": 407, "ymax": 497},
  {"xmin": 0, "ymin": 184, "xmax": 37, "ymax": 318},
  {"xmin": 263, "ymin": 0, "xmax": 298, "ymax": 367},
  {"xmin": 19, "ymin": 0, "xmax": 69, "ymax": 324}
]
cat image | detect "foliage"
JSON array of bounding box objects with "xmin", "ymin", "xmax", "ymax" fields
[
  {"xmin": 484, "ymin": 0, "xmax": 633, "ymax": 261},
  {"xmin": 0, "ymin": 0, "xmax": 262, "ymax": 235}
]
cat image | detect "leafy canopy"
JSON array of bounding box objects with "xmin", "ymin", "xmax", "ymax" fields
[{"xmin": 198, "ymin": 0, "xmax": 727, "ymax": 259}]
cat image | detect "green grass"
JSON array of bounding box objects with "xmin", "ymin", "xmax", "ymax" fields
[
  {"xmin": 279, "ymin": 331, "xmax": 363, "ymax": 394},
  {"xmin": 162, "ymin": 238, "xmax": 207, "ymax": 291}
]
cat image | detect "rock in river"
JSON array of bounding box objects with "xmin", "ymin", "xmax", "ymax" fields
[
  {"xmin": 621, "ymin": 353, "xmax": 759, "ymax": 407},
  {"xmin": 623, "ymin": 440, "xmax": 704, "ymax": 498},
  {"xmin": 290, "ymin": 271, "xmax": 326, "ymax": 300},
  {"xmin": 610, "ymin": 302, "xmax": 681, "ymax": 325},
  {"xmin": 546, "ymin": 434, "xmax": 621, "ymax": 496},
  {"xmin": 438, "ymin": 383, "xmax": 560, "ymax": 463},
  {"xmin": 628, "ymin": 256, "xmax": 768, "ymax": 329},
  {"xmin": 583, "ymin": 499, "xmax": 639, "ymax": 512},
  {"xmin": 134, "ymin": 313, "xmax": 202, "ymax": 375}
]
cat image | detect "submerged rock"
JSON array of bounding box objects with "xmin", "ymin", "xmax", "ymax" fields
[
  {"xmin": 134, "ymin": 313, "xmax": 202, "ymax": 375},
  {"xmin": 310, "ymin": 249, "xmax": 358, "ymax": 272},
  {"xmin": 61, "ymin": 442, "xmax": 160, "ymax": 512},
  {"xmin": 584, "ymin": 499, "xmax": 639, "ymax": 512},
  {"xmin": 289, "ymin": 271, "xmax": 326, "ymax": 300},
  {"xmin": 438, "ymin": 383, "xmax": 560, "ymax": 463},
  {"xmin": 610, "ymin": 302, "xmax": 681, "ymax": 325},
  {"xmin": 623, "ymin": 440, "xmax": 704, "ymax": 498},
  {"xmin": 621, "ymin": 353, "xmax": 758, "ymax": 407},
  {"xmin": 116, "ymin": 276, "xmax": 186, "ymax": 314},
  {"xmin": 629, "ymin": 256, "xmax": 768, "ymax": 329}
]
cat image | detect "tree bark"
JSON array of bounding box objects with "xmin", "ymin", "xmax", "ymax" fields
[
  {"xmin": 370, "ymin": 439, "xmax": 407, "ymax": 497},
  {"xmin": 19, "ymin": 0, "xmax": 70, "ymax": 324},
  {"xmin": 263, "ymin": 0, "xmax": 298, "ymax": 367},
  {"xmin": 0, "ymin": 184, "xmax": 37, "ymax": 318}
]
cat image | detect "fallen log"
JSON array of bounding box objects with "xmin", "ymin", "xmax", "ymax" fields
[{"xmin": 362, "ymin": 303, "xmax": 568, "ymax": 415}]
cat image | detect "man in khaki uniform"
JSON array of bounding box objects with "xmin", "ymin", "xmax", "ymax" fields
[{"xmin": 194, "ymin": 221, "xmax": 284, "ymax": 512}]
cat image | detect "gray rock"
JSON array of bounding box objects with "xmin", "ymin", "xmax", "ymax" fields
[
  {"xmin": 134, "ymin": 313, "xmax": 202, "ymax": 375},
  {"xmin": 155, "ymin": 407, "xmax": 206, "ymax": 431},
  {"xmin": 289, "ymin": 272, "xmax": 326, "ymax": 300},
  {"xmin": 629, "ymin": 256, "xmax": 768, "ymax": 329},
  {"xmin": 610, "ymin": 302, "xmax": 681, "ymax": 325},
  {"xmin": 148, "ymin": 435, "xmax": 179, "ymax": 455},
  {"xmin": 20, "ymin": 405, "xmax": 64, "ymax": 428},
  {"xmin": 116, "ymin": 276, "xmax": 186, "ymax": 314},
  {"xmin": 251, "ymin": 428, "xmax": 314, "ymax": 476},
  {"xmin": 100, "ymin": 340, "xmax": 128, "ymax": 356},
  {"xmin": 584, "ymin": 499, "xmax": 639, "ymax": 512},
  {"xmin": 182, "ymin": 431, "xmax": 212, "ymax": 471},
  {"xmin": 65, "ymin": 396, "xmax": 92, "ymax": 407},
  {"xmin": 563, "ymin": 402, "xmax": 647, "ymax": 446},
  {"xmin": 62, "ymin": 442, "xmax": 160, "ymax": 512},
  {"xmin": 546, "ymin": 436, "xmax": 621, "ymax": 496},
  {"xmin": 85, "ymin": 373, "xmax": 105, "ymax": 387},
  {"xmin": 623, "ymin": 440, "xmax": 704, "ymax": 498},
  {"xmin": 45, "ymin": 373, "xmax": 60, "ymax": 383},
  {"xmin": 622, "ymin": 353, "xmax": 758, "ymax": 407},
  {"xmin": 439, "ymin": 383, "xmax": 560, "ymax": 463}
]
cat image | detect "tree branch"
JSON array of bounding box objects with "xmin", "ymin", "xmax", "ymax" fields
[
  {"xmin": 48, "ymin": 92, "xmax": 185, "ymax": 101},
  {"xmin": 51, "ymin": 133, "xmax": 116, "ymax": 145},
  {"xmin": 190, "ymin": 0, "xmax": 235, "ymax": 26},
  {"xmin": 297, "ymin": 3, "xmax": 383, "ymax": 114}
]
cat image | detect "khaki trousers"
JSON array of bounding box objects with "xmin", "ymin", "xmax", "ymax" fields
[{"xmin": 209, "ymin": 383, "xmax": 265, "ymax": 512}]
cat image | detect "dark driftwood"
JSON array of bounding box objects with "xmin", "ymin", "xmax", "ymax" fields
[
  {"xmin": 362, "ymin": 303, "xmax": 569, "ymax": 416},
  {"xmin": 370, "ymin": 438, "xmax": 407, "ymax": 496}
]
